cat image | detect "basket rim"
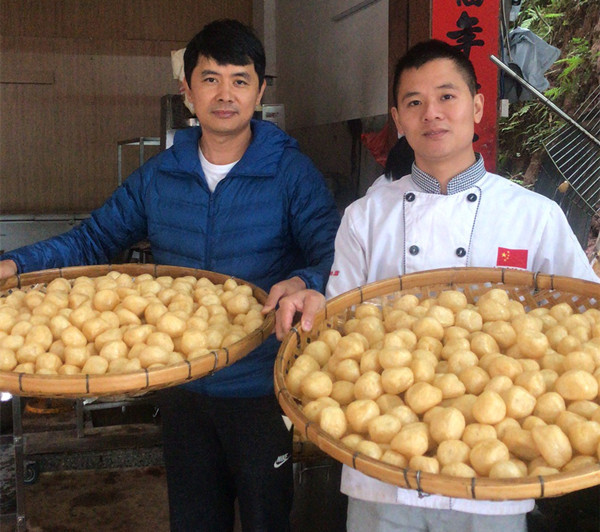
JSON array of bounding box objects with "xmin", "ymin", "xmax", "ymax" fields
[
  {"xmin": 274, "ymin": 267, "xmax": 600, "ymax": 500},
  {"xmin": 0, "ymin": 264, "xmax": 274, "ymax": 398}
]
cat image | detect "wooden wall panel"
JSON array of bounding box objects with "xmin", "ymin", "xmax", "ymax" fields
[{"xmin": 0, "ymin": 0, "xmax": 252, "ymax": 214}]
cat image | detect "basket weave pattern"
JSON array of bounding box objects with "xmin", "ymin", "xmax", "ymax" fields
[
  {"xmin": 275, "ymin": 267, "xmax": 600, "ymax": 500},
  {"xmin": 0, "ymin": 264, "xmax": 274, "ymax": 398}
]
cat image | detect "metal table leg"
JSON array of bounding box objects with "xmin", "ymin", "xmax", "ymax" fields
[{"xmin": 12, "ymin": 396, "xmax": 26, "ymax": 531}]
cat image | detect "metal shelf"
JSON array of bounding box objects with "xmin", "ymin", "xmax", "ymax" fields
[{"xmin": 117, "ymin": 137, "xmax": 160, "ymax": 185}]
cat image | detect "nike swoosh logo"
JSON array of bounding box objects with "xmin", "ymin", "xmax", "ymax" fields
[{"xmin": 274, "ymin": 453, "xmax": 291, "ymax": 468}]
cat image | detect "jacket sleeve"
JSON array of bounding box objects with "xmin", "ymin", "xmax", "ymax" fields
[
  {"xmin": 532, "ymin": 201, "xmax": 599, "ymax": 282},
  {"xmin": 282, "ymin": 152, "xmax": 340, "ymax": 294},
  {"xmin": 1, "ymin": 169, "xmax": 149, "ymax": 274}
]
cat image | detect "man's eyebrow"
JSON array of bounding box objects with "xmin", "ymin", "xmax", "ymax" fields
[
  {"xmin": 400, "ymin": 82, "xmax": 459, "ymax": 101},
  {"xmin": 200, "ymin": 69, "xmax": 251, "ymax": 80}
]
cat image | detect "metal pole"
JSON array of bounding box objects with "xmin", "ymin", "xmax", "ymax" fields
[{"xmin": 490, "ymin": 54, "xmax": 600, "ymax": 148}]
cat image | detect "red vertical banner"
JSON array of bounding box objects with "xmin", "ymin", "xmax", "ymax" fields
[{"xmin": 431, "ymin": 0, "xmax": 499, "ymax": 171}]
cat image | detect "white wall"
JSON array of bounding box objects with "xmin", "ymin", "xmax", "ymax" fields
[{"xmin": 274, "ymin": 0, "xmax": 388, "ymax": 129}]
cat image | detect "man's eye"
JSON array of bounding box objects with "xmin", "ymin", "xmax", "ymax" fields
[
  {"xmin": 203, "ymin": 77, "xmax": 217, "ymax": 83},
  {"xmin": 234, "ymin": 79, "xmax": 248, "ymax": 86},
  {"xmin": 407, "ymin": 100, "xmax": 420, "ymax": 107},
  {"xmin": 442, "ymin": 94, "xmax": 454, "ymax": 100}
]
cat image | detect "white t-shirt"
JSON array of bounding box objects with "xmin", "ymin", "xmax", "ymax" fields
[{"xmin": 199, "ymin": 148, "xmax": 238, "ymax": 192}]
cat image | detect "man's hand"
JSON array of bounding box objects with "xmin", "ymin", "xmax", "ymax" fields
[
  {"xmin": 273, "ymin": 289, "xmax": 326, "ymax": 341},
  {"xmin": 261, "ymin": 276, "xmax": 307, "ymax": 315},
  {"xmin": 0, "ymin": 260, "xmax": 17, "ymax": 280}
]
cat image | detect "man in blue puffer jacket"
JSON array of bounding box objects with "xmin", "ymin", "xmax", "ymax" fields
[{"xmin": 0, "ymin": 19, "xmax": 340, "ymax": 531}]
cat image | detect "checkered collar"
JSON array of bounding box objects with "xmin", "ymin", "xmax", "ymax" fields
[{"xmin": 411, "ymin": 153, "xmax": 486, "ymax": 195}]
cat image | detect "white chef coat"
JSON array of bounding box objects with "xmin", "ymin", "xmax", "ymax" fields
[{"xmin": 326, "ymin": 156, "xmax": 598, "ymax": 515}]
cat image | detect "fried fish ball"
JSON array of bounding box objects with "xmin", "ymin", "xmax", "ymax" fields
[
  {"xmin": 390, "ymin": 422, "xmax": 429, "ymax": 458},
  {"xmin": 483, "ymin": 321, "xmax": 517, "ymax": 350},
  {"xmin": 555, "ymin": 411, "xmax": 587, "ymax": 434},
  {"xmin": 410, "ymin": 358, "xmax": 436, "ymax": 384},
  {"xmin": 469, "ymin": 331, "xmax": 500, "ymax": 358},
  {"xmin": 319, "ymin": 406, "xmax": 348, "ymax": 439},
  {"xmin": 501, "ymin": 386, "xmax": 536, "ymax": 419},
  {"xmin": 303, "ymin": 340, "xmax": 331, "ymax": 367},
  {"xmin": 433, "ymin": 373, "xmax": 466, "ymax": 399},
  {"xmin": 494, "ymin": 417, "xmax": 521, "ymax": 439},
  {"xmin": 531, "ymin": 424, "xmax": 572, "ymax": 469},
  {"xmin": 346, "ymin": 399, "xmax": 380, "ymax": 433},
  {"xmin": 383, "ymin": 329, "xmax": 418, "ymax": 351},
  {"xmin": 501, "ymin": 427, "xmax": 540, "ymax": 461},
  {"xmin": 137, "ymin": 345, "xmax": 170, "ymax": 368},
  {"xmin": 436, "ymin": 439, "xmax": 471, "ymax": 466},
  {"xmin": 356, "ymin": 440, "xmax": 383, "ymax": 460},
  {"xmin": 384, "ymin": 310, "xmax": 415, "ymax": 332},
  {"xmin": 487, "ymin": 354, "xmax": 523, "ymax": 380},
  {"xmin": 35, "ymin": 352, "xmax": 62, "ymax": 373},
  {"xmin": 405, "ymin": 382, "xmax": 443, "ymax": 414},
  {"xmin": 303, "ymin": 397, "xmax": 340, "ymax": 423},
  {"xmin": 534, "ymin": 392, "xmax": 566, "ymax": 423},
  {"xmin": 516, "ymin": 330, "xmax": 549, "ymax": 359},
  {"xmin": 123, "ymin": 324, "xmax": 155, "ymax": 347},
  {"xmin": 368, "ymin": 414, "xmax": 402, "ymax": 444},
  {"xmin": 340, "ymin": 434, "xmax": 364, "ymax": 450},
  {"xmin": 416, "ymin": 336, "xmax": 443, "ymax": 357},
  {"xmin": 354, "ymin": 315, "xmax": 386, "ymax": 346},
  {"xmin": 429, "ymin": 407, "xmax": 466, "ymax": 443},
  {"xmin": 63, "ymin": 346, "xmax": 90, "ymax": 368},
  {"xmin": 316, "ymin": 329, "xmax": 341, "ymax": 356},
  {"xmin": 1, "ymin": 334, "xmax": 25, "ymax": 352},
  {"xmin": 563, "ymin": 455, "xmax": 598, "ymax": 472},
  {"xmin": 94, "ymin": 327, "xmax": 124, "ymax": 351},
  {"xmin": 444, "ymin": 326, "xmax": 471, "ymax": 343},
  {"xmin": 413, "ymin": 316, "xmax": 444, "ymax": 341},
  {"xmin": 514, "ymin": 370, "xmax": 546, "ymax": 398},
  {"xmin": 0, "ymin": 348, "xmax": 17, "ymax": 371},
  {"xmin": 330, "ymin": 380, "xmax": 355, "ymax": 405},
  {"xmin": 447, "ymin": 350, "xmax": 479, "ymax": 374},
  {"xmin": 521, "ymin": 416, "xmax": 547, "ymax": 430},
  {"xmin": 13, "ymin": 362, "xmax": 34, "ymax": 374},
  {"xmin": 354, "ymin": 371, "xmax": 383, "ymax": 400},
  {"xmin": 451, "ymin": 394, "xmax": 478, "ymax": 425},
  {"xmin": 25, "ymin": 325, "xmax": 53, "ymax": 351},
  {"xmin": 334, "ymin": 358, "xmax": 361, "ymax": 383},
  {"xmin": 550, "ymin": 302, "xmax": 574, "ymax": 322},
  {"xmin": 381, "ymin": 367, "xmax": 414, "ymax": 395},
  {"xmin": 472, "ymin": 390, "xmax": 505, "ymax": 426},
  {"xmin": 301, "ymin": 371, "xmax": 333, "ymax": 400},
  {"xmin": 556, "ymin": 335, "xmax": 582, "ymax": 356},
  {"xmin": 440, "ymin": 338, "xmax": 470, "ymax": 360},
  {"xmin": 454, "ymin": 309, "xmax": 483, "ymax": 333},
  {"xmin": 16, "ymin": 342, "xmax": 44, "ymax": 364},
  {"xmin": 99, "ymin": 340, "xmax": 129, "ymax": 361},
  {"xmin": 58, "ymin": 364, "xmax": 81, "ymax": 375},
  {"xmin": 81, "ymin": 355, "xmax": 109, "ymax": 375},
  {"xmin": 93, "ymin": 289, "xmax": 119, "ymax": 312},
  {"xmin": 47, "ymin": 277, "xmax": 72, "ymax": 292},
  {"xmin": 381, "ymin": 449, "xmax": 408, "ymax": 467},
  {"xmin": 459, "ymin": 366, "xmax": 490, "ymax": 395},
  {"xmin": 478, "ymin": 299, "xmax": 511, "ymax": 322},
  {"xmin": 438, "ymin": 290, "xmax": 468, "ymax": 313},
  {"xmin": 462, "ymin": 423, "xmax": 497, "ymax": 448},
  {"xmin": 470, "ymin": 439, "xmax": 510, "ymax": 476},
  {"xmin": 409, "ymin": 456, "xmax": 440, "ymax": 474},
  {"xmin": 376, "ymin": 394, "xmax": 404, "ymax": 413},
  {"xmin": 388, "ymin": 405, "xmax": 419, "ymax": 426},
  {"xmin": 555, "ymin": 369, "xmax": 598, "ymax": 401},
  {"xmin": 333, "ymin": 334, "xmax": 366, "ymax": 361},
  {"xmin": 156, "ymin": 312, "xmax": 187, "ymax": 338},
  {"xmin": 441, "ymin": 462, "xmax": 477, "ymax": 477},
  {"xmin": 489, "ymin": 460, "xmax": 525, "ymax": 479},
  {"xmin": 378, "ymin": 347, "xmax": 412, "ymax": 369},
  {"xmin": 568, "ymin": 400, "xmax": 600, "ymax": 420},
  {"xmin": 567, "ymin": 421, "xmax": 600, "ymax": 455}
]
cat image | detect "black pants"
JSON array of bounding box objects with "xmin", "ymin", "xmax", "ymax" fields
[{"xmin": 159, "ymin": 387, "xmax": 293, "ymax": 532}]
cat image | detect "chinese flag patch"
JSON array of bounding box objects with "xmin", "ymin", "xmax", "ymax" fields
[{"xmin": 496, "ymin": 247, "xmax": 528, "ymax": 269}]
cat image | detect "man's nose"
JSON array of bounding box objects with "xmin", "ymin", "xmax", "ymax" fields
[
  {"xmin": 217, "ymin": 83, "xmax": 233, "ymax": 101},
  {"xmin": 422, "ymin": 101, "xmax": 442, "ymax": 121}
]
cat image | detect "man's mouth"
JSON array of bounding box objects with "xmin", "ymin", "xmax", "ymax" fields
[
  {"xmin": 212, "ymin": 109, "xmax": 238, "ymax": 118},
  {"xmin": 423, "ymin": 129, "xmax": 448, "ymax": 139}
]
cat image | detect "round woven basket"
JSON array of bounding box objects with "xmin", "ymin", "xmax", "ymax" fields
[
  {"xmin": 275, "ymin": 267, "xmax": 600, "ymax": 500},
  {"xmin": 0, "ymin": 264, "xmax": 274, "ymax": 398}
]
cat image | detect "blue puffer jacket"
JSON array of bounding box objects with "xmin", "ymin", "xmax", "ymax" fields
[{"xmin": 2, "ymin": 120, "xmax": 340, "ymax": 397}]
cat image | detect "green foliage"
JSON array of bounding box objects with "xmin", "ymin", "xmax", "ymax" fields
[{"xmin": 497, "ymin": 0, "xmax": 598, "ymax": 181}]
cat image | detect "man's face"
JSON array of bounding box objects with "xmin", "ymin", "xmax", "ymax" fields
[
  {"xmin": 391, "ymin": 58, "xmax": 484, "ymax": 174},
  {"xmin": 184, "ymin": 56, "xmax": 265, "ymax": 139}
]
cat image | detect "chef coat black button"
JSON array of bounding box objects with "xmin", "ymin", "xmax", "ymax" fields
[
  {"xmin": 456, "ymin": 247, "xmax": 466, "ymax": 257},
  {"xmin": 409, "ymin": 245, "xmax": 419, "ymax": 255},
  {"xmin": 467, "ymin": 193, "xmax": 477, "ymax": 202},
  {"xmin": 406, "ymin": 193, "xmax": 415, "ymax": 202}
]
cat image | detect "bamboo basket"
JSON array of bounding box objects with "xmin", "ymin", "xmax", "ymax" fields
[
  {"xmin": 275, "ymin": 267, "xmax": 600, "ymax": 500},
  {"xmin": 0, "ymin": 264, "xmax": 274, "ymax": 398}
]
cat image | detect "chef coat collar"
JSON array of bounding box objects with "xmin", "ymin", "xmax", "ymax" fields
[{"xmin": 412, "ymin": 153, "xmax": 485, "ymax": 195}]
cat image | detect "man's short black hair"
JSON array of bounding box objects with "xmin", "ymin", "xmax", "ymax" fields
[
  {"xmin": 184, "ymin": 19, "xmax": 266, "ymax": 88},
  {"xmin": 392, "ymin": 39, "xmax": 478, "ymax": 107}
]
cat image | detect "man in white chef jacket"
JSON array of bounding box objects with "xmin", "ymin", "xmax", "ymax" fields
[{"xmin": 276, "ymin": 39, "xmax": 599, "ymax": 532}]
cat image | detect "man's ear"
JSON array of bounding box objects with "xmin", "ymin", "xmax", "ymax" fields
[
  {"xmin": 256, "ymin": 79, "xmax": 267, "ymax": 106},
  {"xmin": 391, "ymin": 107, "xmax": 404, "ymax": 136},
  {"xmin": 473, "ymin": 93, "xmax": 484, "ymax": 124}
]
